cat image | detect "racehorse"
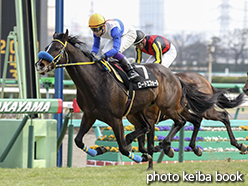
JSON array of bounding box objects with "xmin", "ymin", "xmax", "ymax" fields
[
  {"xmin": 128, "ymin": 71, "xmax": 246, "ymax": 169},
  {"xmin": 35, "ymin": 29, "xmax": 217, "ymax": 164},
  {"xmin": 243, "ymin": 72, "xmax": 248, "ymax": 96}
]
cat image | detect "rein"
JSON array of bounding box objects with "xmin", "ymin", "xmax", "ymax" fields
[
  {"xmin": 52, "ymin": 39, "xmax": 110, "ymax": 70},
  {"xmin": 38, "ymin": 38, "xmax": 128, "ymax": 96},
  {"xmin": 55, "ymin": 61, "xmax": 95, "ymax": 68}
]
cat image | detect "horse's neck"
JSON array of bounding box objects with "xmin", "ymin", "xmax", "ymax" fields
[{"xmin": 65, "ymin": 47, "xmax": 102, "ymax": 97}]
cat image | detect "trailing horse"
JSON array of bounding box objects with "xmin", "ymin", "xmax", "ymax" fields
[
  {"xmin": 35, "ymin": 29, "xmax": 217, "ymax": 165},
  {"xmin": 128, "ymin": 71, "xmax": 246, "ymax": 170},
  {"xmin": 243, "ymin": 72, "xmax": 248, "ymax": 96}
]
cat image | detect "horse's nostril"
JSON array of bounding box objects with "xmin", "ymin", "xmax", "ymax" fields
[{"xmin": 39, "ymin": 62, "xmax": 45, "ymax": 69}]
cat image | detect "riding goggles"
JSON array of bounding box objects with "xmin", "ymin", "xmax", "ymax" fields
[
  {"xmin": 91, "ymin": 26, "xmax": 103, "ymax": 33},
  {"xmin": 134, "ymin": 42, "xmax": 143, "ymax": 47}
]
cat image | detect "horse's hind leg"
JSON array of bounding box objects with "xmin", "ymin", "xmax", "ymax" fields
[
  {"xmin": 127, "ymin": 114, "xmax": 148, "ymax": 153},
  {"xmin": 125, "ymin": 112, "xmax": 152, "ymax": 146},
  {"xmin": 206, "ymin": 109, "xmax": 247, "ymax": 152},
  {"xmin": 146, "ymin": 124, "xmax": 156, "ymax": 170},
  {"xmin": 111, "ymin": 117, "xmax": 150, "ymax": 163},
  {"xmin": 182, "ymin": 111, "xmax": 203, "ymax": 156},
  {"xmin": 137, "ymin": 134, "xmax": 148, "ymax": 153},
  {"xmin": 74, "ymin": 114, "xmax": 107, "ymax": 156},
  {"xmin": 162, "ymin": 113, "xmax": 186, "ymax": 158},
  {"xmin": 136, "ymin": 121, "xmax": 162, "ymax": 170},
  {"xmin": 137, "ymin": 121, "xmax": 160, "ymax": 170}
]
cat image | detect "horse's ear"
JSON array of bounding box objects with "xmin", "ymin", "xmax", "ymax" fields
[
  {"xmin": 64, "ymin": 29, "xmax": 69, "ymax": 41},
  {"xmin": 53, "ymin": 31, "xmax": 58, "ymax": 39}
]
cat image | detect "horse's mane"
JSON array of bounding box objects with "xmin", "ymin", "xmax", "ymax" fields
[{"xmin": 68, "ymin": 35, "xmax": 92, "ymax": 60}]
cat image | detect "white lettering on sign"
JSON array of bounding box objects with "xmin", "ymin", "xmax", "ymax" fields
[
  {"xmin": 0, "ymin": 101, "xmax": 51, "ymax": 113},
  {"xmin": 40, "ymin": 102, "xmax": 51, "ymax": 112},
  {"xmin": 17, "ymin": 102, "xmax": 27, "ymax": 112},
  {"xmin": 137, "ymin": 80, "xmax": 159, "ymax": 89},
  {"xmin": 0, "ymin": 102, "xmax": 12, "ymax": 112},
  {"xmin": 30, "ymin": 102, "xmax": 46, "ymax": 112},
  {"xmin": 7, "ymin": 102, "xmax": 18, "ymax": 112}
]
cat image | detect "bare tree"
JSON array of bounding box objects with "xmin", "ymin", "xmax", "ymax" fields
[
  {"xmin": 226, "ymin": 29, "xmax": 248, "ymax": 64},
  {"xmin": 172, "ymin": 32, "xmax": 208, "ymax": 65}
]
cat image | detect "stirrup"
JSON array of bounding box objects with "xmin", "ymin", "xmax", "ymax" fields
[{"xmin": 128, "ymin": 72, "xmax": 139, "ymax": 80}]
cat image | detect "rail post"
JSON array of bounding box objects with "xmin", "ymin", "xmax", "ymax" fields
[
  {"xmin": 0, "ymin": 114, "xmax": 29, "ymax": 162},
  {"xmin": 27, "ymin": 117, "xmax": 34, "ymax": 168},
  {"xmin": 179, "ymin": 126, "xmax": 185, "ymax": 163}
]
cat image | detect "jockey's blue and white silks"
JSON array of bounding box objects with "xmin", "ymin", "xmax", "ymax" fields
[
  {"xmin": 91, "ymin": 19, "xmax": 123, "ymax": 58},
  {"xmin": 38, "ymin": 51, "xmax": 54, "ymax": 62},
  {"xmin": 91, "ymin": 19, "xmax": 136, "ymax": 59}
]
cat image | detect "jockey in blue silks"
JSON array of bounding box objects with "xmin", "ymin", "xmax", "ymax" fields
[{"xmin": 89, "ymin": 13, "xmax": 139, "ymax": 80}]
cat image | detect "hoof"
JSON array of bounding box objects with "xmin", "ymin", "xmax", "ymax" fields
[
  {"xmin": 153, "ymin": 145, "xmax": 162, "ymax": 152},
  {"xmin": 139, "ymin": 148, "xmax": 148, "ymax": 154},
  {"xmin": 164, "ymin": 147, "xmax": 174, "ymax": 158},
  {"xmin": 95, "ymin": 146, "xmax": 108, "ymax": 155},
  {"xmin": 141, "ymin": 154, "xmax": 153, "ymax": 162},
  {"xmin": 240, "ymin": 151, "xmax": 247, "ymax": 154},
  {"xmin": 193, "ymin": 147, "xmax": 203, "ymax": 156},
  {"xmin": 240, "ymin": 143, "xmax": 247, "ymax": 152},
  {"xmin": 146, "ymin": 166, "xmax": 153, "ymax": 171}
]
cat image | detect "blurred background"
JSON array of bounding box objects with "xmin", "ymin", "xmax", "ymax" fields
[{"xmin": 2, "ymin": 0, "xmax": 248, "ymax": 87}]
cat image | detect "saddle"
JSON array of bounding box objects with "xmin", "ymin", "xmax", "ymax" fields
[
  {"xmin": 100, "ymin": 59, "xmax": 159, "ymax": 116},
  {"xmin": 106, "ymin": 59, "xmax": 159, "ymax": 89}
]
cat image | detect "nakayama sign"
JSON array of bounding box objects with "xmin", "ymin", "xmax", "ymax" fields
[{"xmin": 0, "ymin": 99, "xmax": 63, "ymax": 114}]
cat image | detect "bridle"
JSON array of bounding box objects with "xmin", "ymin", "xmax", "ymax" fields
[
  {"xmin": 50, "ymin": 39, "xmax": 69, "ymax": 65},
  {"xmin": 38, "ymin": 38, "xmax": 95, "ymax": 69}
]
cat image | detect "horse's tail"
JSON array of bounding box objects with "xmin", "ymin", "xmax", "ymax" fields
[
  {"xmin": 179, "ymin": 78, "xmax": 219, "ymax": 114},
  {"xmin": 212, "ymin": 86, "xmax": 245, "ymax": 109}
]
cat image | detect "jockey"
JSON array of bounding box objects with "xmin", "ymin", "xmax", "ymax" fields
[
  {"xmin": 133, "ymin": 30, "xmax": 177, "ymax": 68},
  {"xmin": 89, "ymin": 13, "xmax": 139, "ymax": 80}
]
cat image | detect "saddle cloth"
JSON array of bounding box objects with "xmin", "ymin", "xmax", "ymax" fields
[{"xmin": 108, "ymin": 61, "xmax": 159, "ymax": 90}]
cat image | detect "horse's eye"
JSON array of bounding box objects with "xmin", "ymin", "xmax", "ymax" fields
[{"xmin": 55, "ymin": 46, "xmax": 61, "ymax": 51}]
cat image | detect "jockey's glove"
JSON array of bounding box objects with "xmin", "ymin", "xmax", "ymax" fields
[
  {"xmin": 91, "ymin": 52, "xmax": 98, "ymax": 61},
  {"xmin": 98, "ymin": 54, "xmax": 107, "ymax": 62},
  {"xmin": 91, "ymin": 52, "xmax": 106, "ymax": 62}
]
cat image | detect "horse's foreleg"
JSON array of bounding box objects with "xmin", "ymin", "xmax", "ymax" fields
[
  {"xmin": 203, "ymin": 109, "xmax": 247, "ymax": 153},
  {"xmin": 219, "ymin": 111, "xmax": 247, "ymax": 153},
  {"xmin": 74, "ymin": 114, "xmax": 107, "ymax": 157}
]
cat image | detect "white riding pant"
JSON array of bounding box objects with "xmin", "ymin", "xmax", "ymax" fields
[
  {"xmin": 102, "ymin": 29, "xmax": 137, "ymax": 54},
  {"xmin": 145, "ymin": 43, "xmax": 177, "ymax": 68}
]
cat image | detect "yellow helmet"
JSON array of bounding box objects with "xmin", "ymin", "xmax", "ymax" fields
[{"xmin": 89, "ymin": 13, "xmax": 105, "ymax": 28}]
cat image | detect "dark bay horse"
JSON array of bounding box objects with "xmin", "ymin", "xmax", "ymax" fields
[
  {"xmin": 243, "ymin": 72, "xmax": 248, "ymax": 95},
  {"xmin": 128, "ymin": 71, "xmax": 246, "ymax": 169},
  {"xmin": 35, "ymin": 29, "xmax": 217, "ymax": 164}
]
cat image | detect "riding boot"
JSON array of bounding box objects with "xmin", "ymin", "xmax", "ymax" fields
[{"xmin": 119, "ymin": 57, "xmax": 139, "ymax": 80}]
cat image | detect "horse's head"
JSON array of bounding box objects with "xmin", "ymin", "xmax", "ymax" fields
[
  {"xmin": 243, "ymin": 72, "xmax": 248, "ymax": 96},
  {"xmin": 35, "ymin": 29, "xmax": 69, "ymax": 75}
]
